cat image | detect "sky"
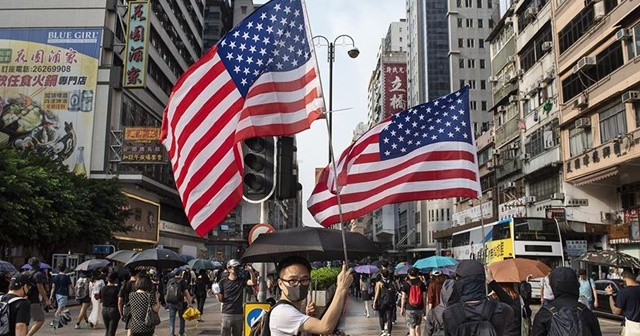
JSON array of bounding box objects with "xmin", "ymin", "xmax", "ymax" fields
[{"xmin": 279, "ymin": 0, "xmax": 406, "ymax": 226}]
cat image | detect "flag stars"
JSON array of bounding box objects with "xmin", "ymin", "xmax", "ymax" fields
[
  {"xmin": 385, "ymin": 151, "xmax": 391, "ymax": 156},
  {"xmin": 383, "ymin": 138, "xmax": 390, "ymax": 143},
  {"xmin": 392, "ymin": 143, "xmax": 398, "ymax": 149},
  {"xmin": 448, "ymin": 132, "xmax": 454, "ymax": 138}
]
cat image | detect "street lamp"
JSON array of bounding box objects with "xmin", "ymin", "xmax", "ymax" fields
[{"xmin": 312, "ymin": 34, "xmax": 359, "ymax": 163}]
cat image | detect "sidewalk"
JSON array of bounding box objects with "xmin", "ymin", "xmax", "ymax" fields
[{"xmin": 36, "ymin": 295, "xmax": 407, "ymax": 336}]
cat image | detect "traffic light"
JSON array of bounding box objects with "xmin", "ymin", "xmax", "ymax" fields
[
  {"xmin": 276, "ymin": 136, "xmax": 302, "ymax": 199},
  {"xmin": 242, "ymin": 137, "xmax": 276, "ymax": 202}
]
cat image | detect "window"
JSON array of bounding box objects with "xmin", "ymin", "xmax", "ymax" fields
[
  {"xmin": 241, "ymin": 5, "xmax": 247, "ymax": 14},
  {"xmin": 493, "ymin": 223, "xmax": 511, "ymax": 240},
  {"xmin": 468, "ymin": 59, "xmax": 475, "ymax": 68},
  {"xmin": 488, "ymin": 0, "xmax": 493, "ymax": 8},
  {"xmin": 562, "ymin": 42, "xmax": 623, "ymax": 102},
  {"xmin": 469, "ymin": 80, "xmax": 477, "ymax": 89},
  {"xmin": 465, "ymin": 0, "xmax": 472, "ymax": 7},
  {"xmin": 520, "ymin": 27, "xmax": 553, "ymax": 72},
  {"xmin": 467, "ymin": 19, "xmax": 474, "ymax": 28},
  {"xmin": 489, "ymin": 20, "xmax": 495, "ymax": 28},
  {"xmin": 471, "ymin": 100, "xmax": 477, "ymax": 109},
  {"xmin": 525, "ymin": 119, "xmax": 559, "ymax": 156},
  {"xmin": 399, "ymin": 37, "xmax": 403, "ymax": 42},
  {"xmin": 481, "ymin": 80, "xmax": 486, "ymax": 90},
  {"xmin": 569, "ymin": 127, "xmax": 592, "ymax": 157},
  {"xmin": 458, "ymin": 18, "xmax": 463, "ymax": 28},
  {"xmin": 529, "ymin": 175, "xmax": 560, "ymax": 201},
  {"xmin": 481, "ymin": 101, "xmax": 487, "ymax": 110},
  {"xmin": 478, "ymin": 19, "xmax": 484, "ymax": 28},
  {"xmin": 457, "ymin": 0, "xmax": 462, "ymax": 7},
  {"xmin": 460, "ymin": 79, "xmax": 465, "ymax": 88},
  {"xmin": 599, "ymin": 103, "xmax": 627, "ymax": 142},
  {"xmin": 480, "ymin": 59, "xmax": 486, "ymax": 68},
  {"xmin": 635, "ymin": 102, "xmax": 640, "ymax": 128},
  {"xmin": 459, "ymin": 59, "xmax": 465, "ymax": 68},
  {"xmin": 467, "ymin": 39, "xmax": 475, "ymax": 48},
  {"xmin": 477, "ymin": 0, "xmax": 483, "ymax": 7},
  {"xmin": 458, "ymin": 38, "xmax": 464, "ymax": 48},
  {"xmin": 479, "ymin": 39, "xmax": 485, "ymax": 48}
]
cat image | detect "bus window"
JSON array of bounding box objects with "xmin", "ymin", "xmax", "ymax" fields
[
  {"xmin": 513, "ymin": 218, "xmax": 560, "ymax": 241},
  {"xmin": 452, "ymin": 231, "xmax": 470, "ymax": 247},
  {"xmin": 492, "ymin": 223, "xmax": 511, "ymax": 240}
]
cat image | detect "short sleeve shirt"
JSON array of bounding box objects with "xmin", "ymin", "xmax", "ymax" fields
[
  {"xmin": 118, "ymin": 280, "xmax": 136, "ymax": 304},
  {"xmin": 219, "ymin": 274, "xmax": 248, "ymax": 315},
  {"xmin": 26, "ymin": 271, "xmax": 46, "ymax": 303},
  {"xmin": 578, "ymin": 278, "xmax": 595, "ymax": 300},
  {"xmin": 1, "ymin": 294, "xmax": 30, "ymax": 336},
  {"xmin": 615, "ymin": 285, "xmax": 640, "ymax": 322},
  {"xmin": 403, "ymin": 278, "xmax": 427, "ymax": 310},
  {"xmin": 52, "ymin": 274, "xmax": 72, "ymax": 296},
  {"xmin": 269, "ymin": 302, "xmax": 310, "ymax": 336}
]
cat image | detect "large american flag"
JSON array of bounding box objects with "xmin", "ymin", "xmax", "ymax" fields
[
  {"xmin": 307, "ymin": 86, "xmax": 481, "ymax": 226},
  {"xmin": 161, "ymin": 0, "xmax": 324, "ymax": 237}
]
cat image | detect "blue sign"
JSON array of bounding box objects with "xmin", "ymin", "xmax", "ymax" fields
[
  {"xmin": 247, "ymin": 308, "xmax": 265, "ymax": 327},
  {"xmin": 92, "ymin": 245, "xmax": 113, "ymax": 255}
]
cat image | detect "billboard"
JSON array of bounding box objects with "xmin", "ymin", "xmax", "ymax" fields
[
  {"xmin": 122, "ymin": 126, "xmax": 164, "ymax": 163},
  {"xmin": 0, "ymin": 28, "xmax": 101, "ymax": 173},
  {"xmin": 382, "ymin": 63, "xmax": 407, "ymax": 119},
  {"xmin": 114, "ymin": 193, "xmax": 160, "ymax": 244},
  {"xmin": 123, "ymin": 1, "xmax": 150, "ymax": 88}
]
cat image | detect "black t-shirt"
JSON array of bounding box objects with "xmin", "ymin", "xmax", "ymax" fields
[
  {"xmin": 118, "ymin": 279, "xmax": 136, "ymax": 304},
  {"xmin": 167, "ymin": 278, "xmax": 190, "ymax": 302},
  {"xmin": 1, "ymin": 294, "xmax": 30, "ymax": 336},
  {"xmin": 100, "ymin": 285, "xmax": 120, "ymax": 308},
  {"xmin": 26, "ymin": 271, "xmax": 46, "ymax": 303},
  {"xmin": 52, "ymin": 274, "xmax": 72, "ymax": 296},
  {"xmin": 219, "ymin": 274, "xmax": 248, "ymax": 314},
  {"xmin": 195, "ymin": 276, "xmax": 210, "ymax": 296},
  {"xmin": 402, "ymin": 278, "xmax": 427, "ymax": 310},
  {"xmin": 615, "ymin": 285, "xmax": 640, "ymax": 322}
]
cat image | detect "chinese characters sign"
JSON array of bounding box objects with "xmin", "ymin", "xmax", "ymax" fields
[
  {"xmin": 114, "ymin": 193, "xmax": 160, "ymax": 243},
  {"xmin": 123, "ymin": 1, "xmax": 150, "ymax": 88},
  {"xmin": 0, "ymin": 28, "xmax": 101, "ymax": 172},
  {"xmin": 382, "ymin": 63, "xmax": 407, "ymax": 119},
  {"xmin": 122, "ymin": 127, "xmax": 164, "ymax": 163}
]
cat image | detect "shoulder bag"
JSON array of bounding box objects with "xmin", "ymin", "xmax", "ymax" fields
[{"xmin": 145, "ymin": 293, "xmax": 161, "ymax": 327}]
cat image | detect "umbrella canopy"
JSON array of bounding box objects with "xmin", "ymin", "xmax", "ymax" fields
[
  {"xmin": 395, "ymin": 265, "xmax": 411, "ymax": 275},
  {"xmin": 188, "ymin": 259, "xmax": 216, "ymax": 271},
  {"xmin": 21, "ymin": 263, "xmax": 52, "ymax": 270},
  {"xmin": 413, "ymin": 256, "xmax": 458, "ymax": 269},
  {"xmin": 241, "ymin": 227, "xmax": 380, "ymax": 263},
  {"xmin": 0, "ymin": 261, "xmax": 17, "ymax": 274},
  {"xmin": 354, "ymin": 265, "xmax": 379, "ymax": 274},
  {"xmin": 76, "ymin": 259, "xmax": 110, "ymax": 272},
  {"xmin": 124, "ymin": 248, "xmax": 187, "ymax": 270},
  {"xmin": 576, "ymin": 250, "xmax": 640, "ymax": 269},
  {"xmin": 181, "ymin": 255, "xmax": 195, "ymax": 262},
  {"xmin": 488, "ymin": 258, "xmax": 551, "ymax": 282},
  {"xmin": 395, "ymin": 262, "xmax": 410, "ymax": 269},
  {"xmin": 106, "ymin": 250, "xmax": 139, "ymax": 264},
  {"xmin": 210, "ymin": 261, "xmax": 224, "ymax": 269}
]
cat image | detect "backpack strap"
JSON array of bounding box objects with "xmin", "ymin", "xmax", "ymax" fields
[
  {"xmin": 479, "ymin": 300, "xmax": 497, "ymax": 321},
  {"xmin": 448, "ymin": 303, "xmax": 468, "ymax": 328}
]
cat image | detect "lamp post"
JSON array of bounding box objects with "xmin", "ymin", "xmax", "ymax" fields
[{"xmin": 312, "ymin": 34, "xmax": 359, "ymax": 163}]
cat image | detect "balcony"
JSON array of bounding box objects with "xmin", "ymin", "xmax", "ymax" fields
[
  {"xmin": 496, "ymin": 157, "xmax": 523, "ymax": 179},
  {"xmin": 493, "ymin": 82, "xmax": 519, "ymax": 106},
  {"xmin": 523, "ymin": 146, "xmax": 561, "ymax": 175},
  {"xmin": 495, "ymin": 116, "xmax": 520, "ymax": 147}
]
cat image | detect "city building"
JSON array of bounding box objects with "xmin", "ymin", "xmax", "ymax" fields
[
  {"xmin": 203, "ymin": 0, "xmax": 234, "ymax": 51},
  {"xmin": 0, "ymin": 0, "xmax": 208, "ymax": 260}
]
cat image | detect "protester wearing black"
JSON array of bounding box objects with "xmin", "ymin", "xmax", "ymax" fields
[
  {"xmin": 118, "ymin": 269, "xmax": 140, "ymax": 331},
  {"xmin": 443, "ymin": 260, "xmax": 514, "ymax": 336},
  {"xmin": 605, "ymin": 268, "xmax": 640, "ymax": 335},
  {"xmin": 194, "ymin": 270, "xmax": 210, "ymax": 322},
  {"xmin": 1, "ymin": 274, "xmax": 31, "ymax": 336},
  {"xmin": 373, "ymin": 268, "xmax": 397, "ymax": 336},
  {"xmin": 425, "ymin": 279, "xmax": 454, "ymax": 336},
  {"xmin": 531, "ymin": 267, "xmax": 601, "ymax": 336},
  {"xmin": 100, "ymin": 272, "xmax": 120, "ymax": 336},
  {"xmin": 488, "ymin": 280, "xmax": 530, "ymax": 336}
]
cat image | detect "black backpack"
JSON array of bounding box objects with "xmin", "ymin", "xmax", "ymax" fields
[
  {"xmin": 544, "ymin": 303, "xmax": 591, "ymax": 336},
  {"xmin": 0, "ymin": 295, "xmax": 27, "ymax": 336},
  {"xmin": 377, "ymin": 279, "xmax": 397, "ymax": 310},
  {"xmin": 249, "ymin": 300, "xmax": 295, "ymax": 336},
  {"xmin": 519, "ymin": 282, "xmax": 532, "ymax": 302},
  {"xmin": 165, "ymin": 279, "xmax": 184, "ymax": 304},
  {"xmin": 446, "ymin": 301, "xmax": 499, "ymax": 336}
]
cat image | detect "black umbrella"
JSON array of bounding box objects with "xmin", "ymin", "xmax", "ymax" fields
[
  {"xmin": 0, "ymin": 261, "xmax": 17, "ymax": 275},
  {"xmin": 75, "ymin": 259, "xmax": 110, "ymax": 272},
  {"xmin": 188, "ymin": 259, "xmax": 216, "ymax": 271},
  {"xmin": 106, "ymin": 250, "xmax": 139, "ymax": 264},
  {"xmin": 241, "ymin": 227, "xmax": 380, "ymax": 263},
  {"xmin": 576, "ymin": 250, "xmax": 640, "ymax": 269},
  {"xmin": 124, "ymin": 248, "xmax": 187, "ymax": 270}
]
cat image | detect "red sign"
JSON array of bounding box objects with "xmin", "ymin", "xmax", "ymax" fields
[
  {"xmin": 382, "ymin": 63, "xmax": 407, "ymax": 119},
  {"xmin": 248, "ymin": 223, "xmax": 275, "ymax": 245}
]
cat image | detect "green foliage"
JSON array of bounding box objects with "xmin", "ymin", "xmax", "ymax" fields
[
  {"xmin": 0, "ymin": 146, "xmax": 132, "ymax": 259},
  {"xmin": 311, "ymin": 267, "xmax": 340, "ymax": 290}
]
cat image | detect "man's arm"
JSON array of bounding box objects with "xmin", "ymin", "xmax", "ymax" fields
[
  {"xmin": 591, "ymin": 280, "xmax": 599, "ymax": 308},
  {"xmin": 36, "ymin": 282, "xmax": 51, "ymax": 307},
  {"xmin": 49, "ymin": 283, "xmax": 56, "ymax": 301},
  {"xmin": 609, "ymin": 295, "xmax": 623, "ymax": 315},
  {"xmin": 400, "ymin": 292, "xmax": 406, "ymax": 316},
  {"xmin": 300, "ymin": 265, "xmax": 353, "ymax": 335},
  {"xmin": 183, "ymin": 285, "xmax": 192, "ymax": 306},
  {"xmin": 15, "ymin": 323, "xmax": 28, "ymax": 336},
  {"xmin": 245, "ymin": 266, "xmax": 257, "ymax": 287}
]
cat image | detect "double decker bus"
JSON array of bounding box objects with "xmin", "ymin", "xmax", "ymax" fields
[{"xmin": 450, "ymin": 217, "xmax": 565, "ymax": 268}]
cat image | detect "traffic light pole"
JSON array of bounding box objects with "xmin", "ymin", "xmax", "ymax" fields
[{"xmin": 257, "ymin": 200, "xmax": 268, "ymax": 303}]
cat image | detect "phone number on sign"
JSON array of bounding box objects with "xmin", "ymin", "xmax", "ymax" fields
[{"xmin": 30, "ymin": 65, "xmax": 72, "ymax": 73}]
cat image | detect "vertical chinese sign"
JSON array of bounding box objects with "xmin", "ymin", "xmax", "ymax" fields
[
  {"xmin": 123, "ymin": 1, "xmax": 150, "ymax": 88},
  {"xmin": 382, "ymin": 63, "xmax": 407, "ymax": 119},
  {"xmin": 0, "ymin": 28, "xmax": 101, "ymax": 173}
]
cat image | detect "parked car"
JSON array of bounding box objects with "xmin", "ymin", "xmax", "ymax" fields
[{"xmin": 594, "ymin": 279, "xmax": 625, "ymax": 320}]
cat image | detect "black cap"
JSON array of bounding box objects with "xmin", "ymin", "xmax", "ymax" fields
[
  {"xmin": 455, "ymin": 260, "xmax": 485, "ymax": 277},
  {"xmin": 9, "ymin": 274, "xmax": 31, "ymax": 289}
]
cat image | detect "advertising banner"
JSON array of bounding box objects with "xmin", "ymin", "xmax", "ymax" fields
[
  {"xmin": 123, "ymin": 1, "xmax": 150, "ymax": 88},
  {"xmin": 382, "ymin": 63, "xmax": 407, "ymax": 119},
  {"xmin": 122, "ymin": 126, "xmax": 164, "ymax": 163},
  {"xmin": 114, "ymin": 193, "xmax": 160, "ymax": 244},
  {"xmin": 0, "ymin": 28, "xmax": 101, "ymax": 173}
]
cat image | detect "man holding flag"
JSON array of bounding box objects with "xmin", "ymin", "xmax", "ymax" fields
[{"xmin": 161, "ymin": 0, "xmax": 324, "ymax": 237}]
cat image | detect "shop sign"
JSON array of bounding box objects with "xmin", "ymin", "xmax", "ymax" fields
[
  {"xmin": 452, "ymin": 201, "xmax": 493, "ymax": 225},
  {"xmin": 121, "ymin": 126, "xmax": 164, "ymax": 163},
  {"xmin": 498, "ymin": 197, "xmax": 527, "ymax": 219},
  {"xmin": 382, "ymin": 63, "xmax": 407, "ymax": 119},
  {"xmin": 123, "ymin": 1, "xmax": 150, "ymax": 88},
  {"xmin": 114, "ymin": 193, "xmax": 159, "ymax": 243},
  {"xmin": 565, "ymin": 240, "xmax": 588, "ymax": 256},
  {"xmin": 545, "ymin": 207, "xmax": 566, "ymax": 221},
  {"xmin": 159, "ymin": 220, "xmax": 199, "ymax": 238}
]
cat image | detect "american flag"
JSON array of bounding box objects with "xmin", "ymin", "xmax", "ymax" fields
[
  {"xmin": 161, "ymin": 0, "xmax": 324, "ymax": 237},
  {"xmin": 307, "ymin": 86, "xmax": 481, "ymax": 226}
]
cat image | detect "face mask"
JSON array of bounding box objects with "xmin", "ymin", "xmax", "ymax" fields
[{"xmin": 285, "ymin": 284, "xmax": 309, "ymax": 302}]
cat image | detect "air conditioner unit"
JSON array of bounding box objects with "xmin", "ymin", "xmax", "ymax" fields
[
  {"xmin": 543, "ymin": 68, "xmax": 555, "ymax": 83},
  {"xmin": 594, "ymin": 1, "xmax": 605, "ymax": 21},
  {"xmin": 504, "ymin": 73, "xmax": 514, "ymax": 83},
  {"xmin": 616, "ymin": 28, "xmax": 632, "ymax": 41},
  {"xmin": 520, "ymin": 93, "xmax": 529, "ymax": 101},
  {"xmin": 524, "ymin": 196, "xmax": 537, "ymax": 203},
  {"xmin": 505, "ymin": 17, "xmax": 514, "ymax": 25},
  {"xmin": 574, "ymin": 95, "xmax": 589, "ymax": 108},
  {"xmin": 541, "ymin": 41, "xmax": 553, "ymax": 52},
  {"xmin": 622, "ymin": 91, "xmax": 640, "ymax": 103},
  {"xmin": 575, "ymin": 117, "xmax": 591, "ymax": 128},
  {"xmin": 572, "ymin": 56, "xmax": 597, "ymax": 73},
  {"xmin": 486, "ymin": 190, "xmax": 493, "ymax": 199},
  {"xmin": 508, "ymin": 73, "xmax": 518, "ymax": 83},
  {"xmin": 486, "ymin": 161, "xmax": 495, "ymax": 169},
  {"xmin": 521, "ymin": 153, "xmax": 530, "ymax": 160},
  {"xmin": 525, "ymin": 7, "xmax": 538, "ymax": 19},
  {"xmin": 601, "ymin": 211, "xmax": 616, "ymax": 222},
  {"xmin": 497, "ymin": 105, "xmax": 507, "ymax": 112},
  {"xmin": 493, "ymin": 148, "xmax": 501, "ymax": 156},
  {"xmin": 544, "ymin": 140, "xmax": 556, "ymax": 149},
  {"xmin": 509, "ymin": 95, "xmax": 519, "ymax": 103},
  {"xmin": 551, "ymin": 192, "xmax": 565, "ymax": 200},
  {"xmin": 488, "ymin": 76, "xmax": 498, "ymax": 83},
  {"xmin": 505, "ymin": 182, "xmax": 517, "ymax": 189},
  {"xmin": 516, "ymin": 69, "xmax": 524, "ymax": 77},
  {"xmin": 538, "ymin": 82, "xmax": 547, "ymax": 90},
  {"xmin": 510, "ymin": 142, "xmax": 520, "ymax": 149}
]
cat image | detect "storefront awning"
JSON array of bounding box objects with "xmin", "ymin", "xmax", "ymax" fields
[{"xmin": 572, "ymin": 166, "xmax": 618, "ymax": 186}]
